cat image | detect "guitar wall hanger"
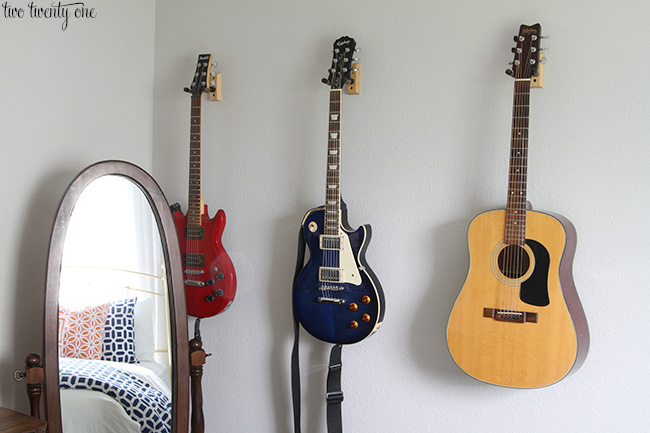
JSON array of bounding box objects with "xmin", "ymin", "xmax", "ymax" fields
[
  {"xmin": 347, "ymin": 63, "xmax": 360, "ymax": 94},
  {"xmin": 209, "ymin": 72, "xmax": 222, "ymax": 101}
]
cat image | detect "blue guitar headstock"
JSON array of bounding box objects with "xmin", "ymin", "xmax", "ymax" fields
[{"xmin": 322, "ymin": 36, "xmax": 357, "ymax": 89}]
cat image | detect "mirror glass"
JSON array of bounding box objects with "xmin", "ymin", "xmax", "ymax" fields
[
  {"xmin": 58, "ymin": 176, "xmax": 171, "ymax": 432},
  {"xmin": 43, "ymin": 161, "xmax": 188, "ymax": 433}
]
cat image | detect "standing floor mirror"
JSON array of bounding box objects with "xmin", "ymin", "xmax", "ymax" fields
[{"xmin": 42, "ymin": 160, "xmax": 189, "ymax": 433}]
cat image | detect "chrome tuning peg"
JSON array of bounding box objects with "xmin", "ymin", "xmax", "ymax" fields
[
  {"xmin": 539, "ymin": 56, "xmax": 548, "ymax": 65},
  {"xmin": 352, "ymin": 58, "xmax": 359, "ymax": 62},
  {"xmin": 354, "ymin": 48, "xmax": 360, "ymax": 52}
]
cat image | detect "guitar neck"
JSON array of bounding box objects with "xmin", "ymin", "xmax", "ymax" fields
[
  {"xmin": 505, "ymin": 79, "xmax": 531, "ymax": 245},
  {"xmin": 324, "ymin": 89, "xmax": 342, "ymax": 236},
  {"xmin": 188, "ymin": 96, "xmax": 202, "ymax": 227}
]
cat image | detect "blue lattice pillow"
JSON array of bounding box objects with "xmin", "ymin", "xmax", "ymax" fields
[{"xmin": 102, "ymin": 298, "xmax": 138, "ymax": 363}]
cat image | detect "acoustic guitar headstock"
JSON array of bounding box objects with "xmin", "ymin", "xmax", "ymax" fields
[{"xmin": 506, "ymin": 24, "xmax": 542, "ymax": 80}]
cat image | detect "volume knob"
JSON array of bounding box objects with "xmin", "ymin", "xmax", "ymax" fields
[{"xmin": 349, "ymin": 321, "xmax": 359, "ymax": 329}]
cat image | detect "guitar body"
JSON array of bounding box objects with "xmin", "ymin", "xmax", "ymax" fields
[
  {"xmin": 446, "ymin": 209, "xmax": 589, "ymax": 388},
  {"xmin": 173, "ymin": 204, "xmax": 236, "ymax": 318},
  {"xmin": 293, "ymin": 205, "xmax": 384, "ymax": 344}
]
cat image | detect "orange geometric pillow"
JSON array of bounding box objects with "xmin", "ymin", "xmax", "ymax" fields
[{"xmin": 59, "ymin": 303, "xmax": 110, "ymax": 360}]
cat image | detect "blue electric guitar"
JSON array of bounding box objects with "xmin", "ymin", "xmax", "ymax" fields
[{"xmin": 292, "ymin": 36, "xmax": 385, "ymax": 345}]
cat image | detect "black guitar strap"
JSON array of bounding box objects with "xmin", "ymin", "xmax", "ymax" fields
[
  {"xmin": 291, "ymin": 227, "xmax": 345, "ymax": 433},
  {"xmin": 325, "ymin": 344, "xmax": 344, "ymax": 433}
]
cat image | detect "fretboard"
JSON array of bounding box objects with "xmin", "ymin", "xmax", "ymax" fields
[
  {"xmin": 187, "ymin": 96, "xmax": 202, "ymax": 227},
  {"xmin": 505, "ymin": 80, "xmax": 531, "ymax": 245},
  {"xmin": 324, "ymin": 89, "xmax": 342, "ymax": 236}
]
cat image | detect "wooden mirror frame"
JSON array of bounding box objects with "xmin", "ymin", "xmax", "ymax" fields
[{"xmin": 42, "ymin": 160, "xmax": 189, "ymax": 433}]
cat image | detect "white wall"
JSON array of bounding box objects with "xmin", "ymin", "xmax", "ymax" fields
[
  {"xmin": 0, "ymin": 0, "xmax": 156, "ymax": 413},
  {"xmin": 2, "ymin": 0, "xmax": 648, "ymax": 432},
  {"xmin": 153, "ymin": 1, "xmax": 649, "ymax": 432}
]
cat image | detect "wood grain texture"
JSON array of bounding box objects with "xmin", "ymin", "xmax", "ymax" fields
[
  {"xmin": 447, "ymin": 209, "xmax": 587, "ymax": 388},
  {"xmin": 0, "ymin": 407, "xmax": 47, "ymax": 433}
]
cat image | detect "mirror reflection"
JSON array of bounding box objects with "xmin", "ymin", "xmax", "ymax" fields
[{"xmin": 56, "ymin": 175, "xmax": 173, "ymax": 433}]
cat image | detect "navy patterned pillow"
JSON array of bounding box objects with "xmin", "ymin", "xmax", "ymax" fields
[{"xmin": 102, "ymin": 298, "xmax": 138, "ymax": 363}]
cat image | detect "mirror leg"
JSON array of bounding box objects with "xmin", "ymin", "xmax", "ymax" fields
[
  {"xmin": 25, "ymin": 353, "xmax": 44, "ymax": 418},
  {"xmin": 190, "ymin": 319, "xmax": 207, "ymax": 433}
]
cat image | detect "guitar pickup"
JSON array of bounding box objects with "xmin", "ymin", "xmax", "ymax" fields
[
  {"xmin": 185, "ymin": 226, "xmax": 205, "ymax": 240},
  {"xmin": 320, "ymin": 235, "xmax": 342, "ymax": 250},
  {"xmin": 319, "ymin": 267, "xmax": 342, "ymax": 283},
  {"xmin": 184, "ymin": 253, "xmax": 204, "ymax": 267},
  {"xmin": 483, "ymin": 308, "xmax": 538, "ymax": 323},
  {"xmin": 185, "ymin": 280, "xmax": 205, "ymax": 287},
  {"xmin": 318, "ymin": 297, "xmax": 345, "ymax": 305}
]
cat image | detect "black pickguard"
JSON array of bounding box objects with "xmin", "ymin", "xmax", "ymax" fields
[{"xmin": 520, "ymin": 239, "xmax": 550, "ymax": 306}]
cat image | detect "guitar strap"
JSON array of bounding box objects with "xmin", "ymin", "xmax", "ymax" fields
[{"xmin": 291, "ymin": 227, "xmax": 345, "ymax": 433}]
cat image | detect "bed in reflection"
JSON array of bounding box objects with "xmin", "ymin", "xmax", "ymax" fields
[{"xmin": 56, "ymin": 174, "xmax": 173, "ymax": 433}]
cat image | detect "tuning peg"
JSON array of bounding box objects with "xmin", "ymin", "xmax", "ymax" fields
[
  {"xmin": 352, "ymin": 57, "xmax": 359, "ymax": 62},
  {"xmin": 540, "ymin": 35, "xmax": 549, "ymax": 39},
  {"xmin": 351, "ymin": 68, "xmax": 358, "ymax": 72},
  {"xmin": 322, "ymin": 78, "xmax": 331, "ymax": 85},
  {"xmin": 183, "ymin": 87, "xmax": 191, "ymax": 93},
  {"xmin": 354, "ymin": 48, "xmax": 360, "ymax": 52},
  {"xmin": 539, "ymin": 56, "xmax": 548, "ymax": 65},
  {"xmin": 505, "ymin": 69, "xmax": 514, "ymax": 76}
]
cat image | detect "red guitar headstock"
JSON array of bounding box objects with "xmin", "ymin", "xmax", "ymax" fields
[{"xmin": 184, "ymin": 53, "xmax": 216, "ymax": 98}]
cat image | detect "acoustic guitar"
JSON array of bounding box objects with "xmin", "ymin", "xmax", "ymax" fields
[
  {"xmin": 446, "ymin": 24, "xmax": 589, "ymax": 388},
  {"xmin": 292, "ymin": 36, "xmax": 385, "ymax": 345},
  {"xmin": 172, "ymin": 54, "xmax": 236, "ymax": 318}
]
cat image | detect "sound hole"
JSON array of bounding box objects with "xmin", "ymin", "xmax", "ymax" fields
[{"xmin": 497, "ymin": 244, "xmax": 530, "ymax": 279}]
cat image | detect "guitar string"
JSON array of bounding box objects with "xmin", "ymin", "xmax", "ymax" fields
[
  {"xmin": 189, "ymin": 95, "xmax": 200, "ymax": 302},
  {"xmin": 504, "ymin": 34, "xmax": 534, "ymax": 316}
]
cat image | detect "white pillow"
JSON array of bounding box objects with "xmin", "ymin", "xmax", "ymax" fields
[{"xmin": 134, "ymin": 297, "xmax": 155, "ymax": 362}]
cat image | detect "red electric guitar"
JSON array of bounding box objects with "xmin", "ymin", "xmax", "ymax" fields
[{"xmin": 172, "ymin": 54, "xmax": 236, "ymax": 318}]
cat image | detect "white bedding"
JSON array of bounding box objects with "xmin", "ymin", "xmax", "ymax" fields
[{"xmin": 60, "ymin": 359, "xmax": 171, "ymax": 433}]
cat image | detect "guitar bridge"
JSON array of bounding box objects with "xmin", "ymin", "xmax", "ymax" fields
[
  {"xmin": 185, "ymin": 280, "xmax": 206, "ymax": 287},
  {"xmin": 318, "ymin": 297, "xmax": 345, "ymax": 305},
  {"xmin": 184, "ymin": 269, "xmax": 204, "ymax": 275},
  {"xmin": 483, "ymin": 308, "xmax": 538, "ymax": 323}
]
